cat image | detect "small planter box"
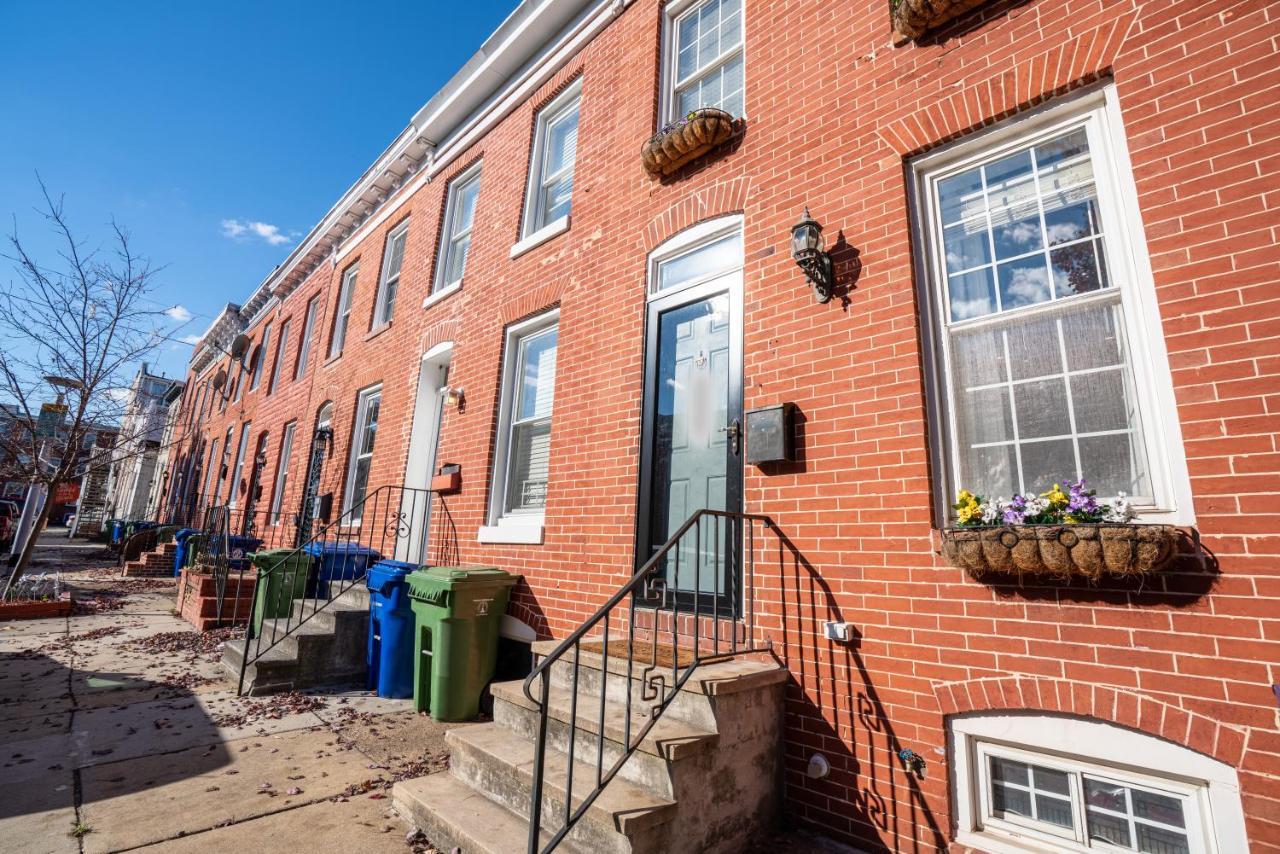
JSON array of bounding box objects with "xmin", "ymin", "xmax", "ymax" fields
[
  {"xmin": 940, "ymin": 523, "xmax": 1180, "ymax": 582},
  {"xmin": 0, "ymin": 593, "xmax": 73, "ymax": 621},
  {"xmin": 892, "ymin": 0, "xmax": 990, "ymax": 42},
  {"xmin": 642, "ymin": 108, "xmax": 740, "ymax": 177}
]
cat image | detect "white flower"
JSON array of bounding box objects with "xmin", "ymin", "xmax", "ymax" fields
[{"xmin": 1104, "ymin": 492, "xmax": 1135, "ymax": 522}]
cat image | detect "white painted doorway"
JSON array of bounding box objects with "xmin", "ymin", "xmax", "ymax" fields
[{"xmin": 398, "ymin": 342, "xmax": 452, "ymax": 564}]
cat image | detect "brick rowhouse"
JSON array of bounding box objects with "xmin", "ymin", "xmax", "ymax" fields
[{"xmin": 166, "ymin": 0, "xmax": 1280, "ymax": 850}]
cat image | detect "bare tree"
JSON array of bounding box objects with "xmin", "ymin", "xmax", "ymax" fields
[{"xmin": 0, "ymin": 179, "xmax": 168, "ymax": 594}]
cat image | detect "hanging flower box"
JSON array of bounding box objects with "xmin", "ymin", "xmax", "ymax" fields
[
  {"xmin": 891, "ymin": 0, "xmax": 990, "ymax": 42},
  {"xmin": 642, "ymin": 108, "xmax": 740, "ymax": 178},
  {"xmin": 940, "ymin": 480, "xmax": 1181, "ymax": 581}
]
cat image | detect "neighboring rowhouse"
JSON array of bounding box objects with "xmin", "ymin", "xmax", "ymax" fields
[
  {"xmin": 170, "ymin": 0, "xmax": 1280, "ymax": 851},
  {"xmin": 103, "ymin": 364, "xmax": 183, "ymax": 523}
]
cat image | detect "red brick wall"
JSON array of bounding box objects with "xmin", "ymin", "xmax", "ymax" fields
[{"xmin": 174, "ymin": 0, "xmax": 1280, "ymax": 849}]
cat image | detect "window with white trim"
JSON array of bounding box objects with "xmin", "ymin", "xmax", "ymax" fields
[
  {"xmin": 267, "ymin": 317, "xmax": 290, "ymax": 395},
  {"xmin": 523, "ymin": 82, "xmax": 580, "ymax": 237},
  {"xmin": 663, "ymin": 0, "xmax": 744, "ymax": 123},
  {"xmin": 433, "ymin": 164, "xmax": 481, "ymax": 295},
  {"xmin": 330, "ymin": 264, "xmax": 358, "ymax": 359},
  {"xmin": 486, "ymin": 312, "xmax": 557, "ymax": 534},
  {"xmin": 268, "ymin": 421, "xmax": 296, "ymax": 525},
  {"xmin": 228, "ymin": 421, "xmax": 251, "ymax": 508},
  {"xmin": 950, "ymin": 714, "xmax": 1247, "ymax": 854},
  {"xmin": 343, "ymin": 386, "xmax": 381, "ymax": 524},
  {"xmin": 373, "ymin": 221, "xmax": 408, "ymax": 327},
  {"xmin": 295, "ymin": 296, "xmax": 319, "ymax": 380},
  {"xmin": 912, "ymin": 87, "xmax": 1191, "ymax": 523},
  {"xmin": 248, "ymin": 322, "xmax": 271, "ymax": 392}
]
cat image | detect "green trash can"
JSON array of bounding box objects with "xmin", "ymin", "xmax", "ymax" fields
[
  {"xmin": 407, "ymin": 567, "xmax": 518, "ymax": 721},
  {"xmin": 249, "ymin": 549, "xmax": 314, "ymax": 636}
]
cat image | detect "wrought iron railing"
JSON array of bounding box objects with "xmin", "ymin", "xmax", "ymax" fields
[
  {"xmin": 234, "ymin": 484, "xmax": 436, "ymax": 695},
  {"xmin": 521, "ymin": 508, "xmax": 773, "ymax": 854}
]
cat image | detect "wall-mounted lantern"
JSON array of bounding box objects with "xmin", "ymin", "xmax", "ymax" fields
[
  {"xmin": 790, "ymin": 207, "xmax": 835, "ymax": 303},
  {"xmin": 440, "ymin": 385, "xmax": 465, "ymax": 409}
]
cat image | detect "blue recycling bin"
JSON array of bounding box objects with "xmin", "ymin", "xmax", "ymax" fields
[
  {"xmin": 366, "ymin": 559, "xmax": 420, "ymax": 698},
  {"xmin": 173, "ymin": 528, "xmax": 199, "ymax": 576},
  {"xmin": 224, "ymin": 535, "xmax": 263, "ymax": 571},
  {"xmin": 109, "ymin": 520, "xmax": 126, "ymax": 546},
  {"xmin": 303, "ymin": 541, "xmax": 382, "ymax": 596}
]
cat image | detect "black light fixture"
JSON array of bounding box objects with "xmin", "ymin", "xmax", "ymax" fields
[{"xmin": 791, "ymin": 207, "xmax": 834, "ymax": 303}]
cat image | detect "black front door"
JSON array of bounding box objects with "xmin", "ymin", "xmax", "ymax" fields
[{"xmin": 636, "ymin": 273, "xmax": 743, "ymax": 611}]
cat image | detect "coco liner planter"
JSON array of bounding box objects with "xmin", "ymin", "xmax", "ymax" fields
[
  {"xmin": 891, "ymin": 0, "xmax": 990, "ymax": 41},
  {"xmin": 642, "ymin": 108, "xmax": 739, "ymax": 177},
  {"xmin": 940, "ymin": 523, "xmax": 1180, "ymax": 582}
]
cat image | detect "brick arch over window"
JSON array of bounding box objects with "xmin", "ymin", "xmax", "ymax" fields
[
  {"xmin": 418, "ymin": 319, "xmax": 460, "ymax": 355},
  {"xmin": 935, "ymin": 676, "xmax": 1247, "ymax": 768},
  {"xmin": 642, "ymin": 176, "xmax": 751, "ymax": 254},
  {"xmin": 499, "ymin": 281, "xmax": 563, "ymax": 327},
  {"xmin": 877, "ymin": 7, "xmax": 1140, "ymax": 157}
]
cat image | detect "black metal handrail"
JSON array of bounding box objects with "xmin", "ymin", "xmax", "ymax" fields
[
  {"xmin": 234, "ymin": 483, "xmax": 435, "ymax": 695},
  {"xmin": 521, "ymin": 508, "xmax": 773, "ymax": 854}
]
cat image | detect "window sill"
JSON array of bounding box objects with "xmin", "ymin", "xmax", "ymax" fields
[
  {"xmin": 422, "ymin": 283, "xmax": 461, "ymax": 311},
  {"xmin": 477, "ymin": 521, "xmax": 544, "ymax": 545},
  {"xmin": 363, "ymin": 321, "xmax": 393, "ymax": 344},
  {"xmin": 510, "ymin": 216, "xmax": 570, "ymax": 259},
  {"xmin": 322, "ymin": 352, "xmax": 343, "ymax": 369}
]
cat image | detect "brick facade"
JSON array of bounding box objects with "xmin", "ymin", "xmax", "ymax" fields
[{"xmin": 170, "ymin": 0, "xmax": 1280, "ymax": 849}]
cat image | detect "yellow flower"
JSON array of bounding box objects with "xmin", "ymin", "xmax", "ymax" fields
[{"xmin": 1042, "ymin": 483, "xmax": 1068, "ymax": 508}]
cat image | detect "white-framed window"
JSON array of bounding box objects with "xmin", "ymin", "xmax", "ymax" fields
[
  {"xmin": 295, "ymin": 295, "xmax": 319, "ymax": 380},
  {"xmin": 373, "ymin": 221, "xmax": 408, "ymax": 328},
  {"xmin": 342, "ymin": 385, "xmax": 381, "ymax": 524},
  {"xmin": 268, "ymin": 421, "xmax": 296, "ymax": 525},
  {"xmin": 950, "ymin": 714, "xmax": 1247, "ymax": 854},
  {"xmin": 522, "ymin": 81, "xmax": 580, "ymax": 239},
  {"xmin": 330, "ymin": 264, "xmax": 358, "ymax": 358},
  {"xmin": 647, "ymin": 214, "xmax": 743, "ymax": 298},
  {"xmin": 911, "ymin": 85, "xmax": 1192, "ymax": 524},
  {"xmin": 267, "ymin": 317, "xmax": 290, "ymax": 395},
  {"xmin": 481, "ymin": 310, "xmax": 558, "ymax": 544},
  {"xmin": 227, "ymin": 421, "xmax": 251, "ymax": 508},
  {"xmin": 248, "ymin": 322, "xmax": 271, "ymax": 392},
  {"xmin": 432, "ymin": 163, "xmax": 482, "ymax": 296},
  {"xmin": 661, "ymin": 0, "xmax": 744, "ymax": 124},
  {"xmin": 201, "ymin": 436, "xmax": 220, "ymax": 501}
]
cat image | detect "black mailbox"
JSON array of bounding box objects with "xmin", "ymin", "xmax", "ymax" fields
[{"xmin": 745, "ymin": 403, "xmax": 796, "ymax": 465}]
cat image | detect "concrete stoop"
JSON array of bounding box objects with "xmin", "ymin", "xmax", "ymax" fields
[
  {"xmin": 395, "ymin": 638, "xmax": 787, "ymax": 854},
  {"xmin": 220, "ymin": 585, "xmax": 371, "ymax": 694}
]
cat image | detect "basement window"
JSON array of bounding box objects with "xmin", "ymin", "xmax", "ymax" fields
[{"xmin": 950, "ymin": 715, "xmax": 1247, "ymax": 854}]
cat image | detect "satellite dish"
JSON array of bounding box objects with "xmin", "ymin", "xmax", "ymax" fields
[
  {"xmin": 212, "ymin": 369, "xmax": 227, "ymax": 391},
  {"xmin": 229, "ymin": 334, "xmax": 251, "ymax": 361}
]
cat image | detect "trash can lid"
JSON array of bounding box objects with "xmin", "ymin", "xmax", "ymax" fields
[
  {"xmin": 406, "ymin": 566, "xmax": 515, "ymax": 596},
  {"xmin": 303, "ymin": 540, "xmax": 382, "ymax": 557},
  {"xmin": 367, "ymin": 559, "xmax": 420, "ymax": 584}
]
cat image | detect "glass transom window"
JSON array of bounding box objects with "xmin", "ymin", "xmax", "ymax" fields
[
  {"xmin": 668, "ymin": 0, "xmax": 744, "ymax": 121},
  {"xmin": 914, "ymin": 95, "xmax": 1189, "ymax": 516}
]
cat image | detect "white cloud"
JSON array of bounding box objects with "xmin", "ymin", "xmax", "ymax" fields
[
  {"xmin": 164, "ymin": 304, "xmax": 193, "ymax": 323},
  {"xmin": 220, "ymin": 218, "xmax": 294, "ymax": 246},
  {"xmin": 177, "ymin": 334, "xmax": 202, "ymax": 346}
]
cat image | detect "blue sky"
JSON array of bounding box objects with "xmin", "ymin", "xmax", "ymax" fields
[{"xmin": 1, "ymin": 1, "xmax": 516, "ymax": 380}]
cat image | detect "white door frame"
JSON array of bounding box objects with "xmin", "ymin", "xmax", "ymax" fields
[{"xmin": 398, "ymin": 342, "xmax": 453, "ymax": 564}]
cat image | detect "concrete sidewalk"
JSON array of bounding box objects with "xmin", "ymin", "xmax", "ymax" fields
[{"xmin": 0, "ymin": 532, "xmax": 456, "ymax": 854}]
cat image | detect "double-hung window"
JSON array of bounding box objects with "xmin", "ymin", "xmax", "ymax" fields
[
  {"xmin": 911, "ymin": 87, "xmax": 1190, "ymax": 523},
  {"xmin": 663, "ymin": 0, "xmax": 744, "ymax": 123},
  {"xmin": 267, "ymin": 318, "xmax": 290, "ymax": 395},
  {"xmin": 330, "ymin": 264, "xmax": 357, "ymax": 358},
  {"xmin": 481, "ymin": 311, "xmax": 558, "ymax": 543},
  {"xmin": 432, "ymin": 164, "xmax": 481, "ymax": 296},
  {"xmin": 295, "ymin": 296, "xmax": 319, "ymax": 379},
  {"xmin": 343, "ymin": 385, "xmax": 381, "ymax": 524},
  {"xmin": 248, "ymin": 322, "xmax": 271, "ymax": 392},
  {"xmin": 269, "ymin": 421, "xmax": 296, "ymax": 525},
  {"xmin": 374, "ymin": 221, "xmax": 408, "ymax": 328},
  {"xmin": 522, "ymin": 82, "xmax": 580, "ymax": 239},
  {"xmin": 228, "ymin": 422, "xmax": 251, "ymax": 508}
]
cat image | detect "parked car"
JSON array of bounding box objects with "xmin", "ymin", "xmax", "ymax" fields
[{"xmin": 0, "ymin": 500, "xmax": 19, "ymax": 552}]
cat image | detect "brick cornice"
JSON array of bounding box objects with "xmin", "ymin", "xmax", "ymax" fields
[
  {"xmin": 642, "ymin": 176, "xmax": 751, "ymax": 254},
  {"xmin": 877, "ymin": 8, "xmax": 1141, "ymax": 156},
  {"xmin": 935, "ymin": 676, "xmax": 1247, "ymax": 768}
]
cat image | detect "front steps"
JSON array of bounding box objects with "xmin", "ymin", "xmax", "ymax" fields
[
  {"xmin": 176, "ymin": 569, "xmax": 258, "ymax": 631},
  {"xmin": 220, "ymin": 585, "xmax": 371, "ymax": 694},
  {"xmin": 395, "ymin": 638, "xmax": 786, "ymax": 853},
  {"xmin": 121, "ymin": 541, "xmax": 177, "ymax": 577}
]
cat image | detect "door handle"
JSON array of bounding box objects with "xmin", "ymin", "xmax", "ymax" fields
[{"xmin": 719, "ymin": 419, "xmax": 741, "ymax": 454}]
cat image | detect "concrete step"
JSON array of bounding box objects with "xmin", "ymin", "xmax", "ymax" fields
[
  {"xmin": 446, "ymin": 723, "xmax": 676, "ymax": 854},
  {"xmin": 490, "ymin": 679, "xmax": 715, "ymax": 799},
  {"xmin": 394, "ymin": 773, "xmax": 578, "ymax": 854}
]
